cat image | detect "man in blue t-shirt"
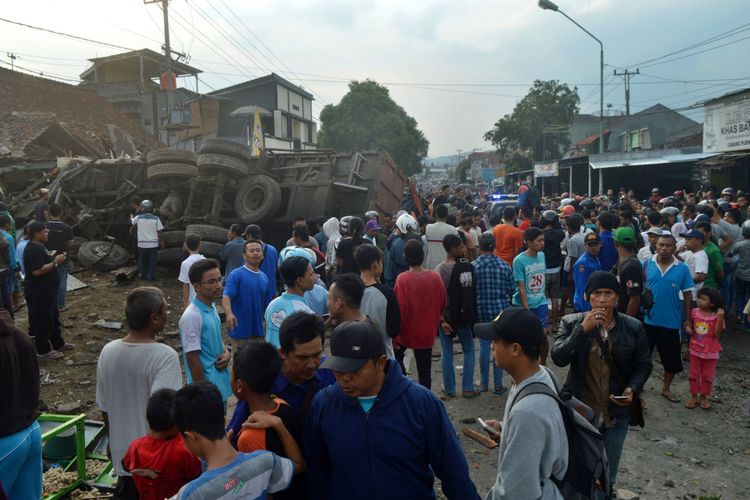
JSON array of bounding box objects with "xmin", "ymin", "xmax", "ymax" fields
[
  {"xmin": 244, "ymin": 224, "xmax": 279, "ymax": 294},
  {"xmin": 264, "ymin": 257, "xmax": 316, "ymax": 347},
  {"xmin": 573, "ymin": 232, "xmax": 603, "ymax": 313},
  {"xmin": 222, "ymin": 240, "xmax": 275, "ymax": 352},
  {"xmin": 643, "ymin": 233, "xmax": 694, "ymax": 402},
  {"xmin": 597, "ymin": 211, "xmax": 619, "ymax": 272},
  {"xmin": 511, "ymin": 227, "xmax": 549, "ymax": 362}
]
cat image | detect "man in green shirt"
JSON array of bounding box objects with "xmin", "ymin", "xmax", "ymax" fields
[{"xmin": 696, "ymin": 222, "xmax": 724, "ymax": 288}]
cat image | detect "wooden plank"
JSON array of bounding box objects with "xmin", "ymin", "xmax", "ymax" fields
[{"xmin": 462, "ymin": 427, "xmax": 498, "ymax": 449}]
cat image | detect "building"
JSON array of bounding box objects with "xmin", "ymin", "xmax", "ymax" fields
[
  {"xmin": 173, "ymin": 73, "xmax": 318, "ymax": 152},
  {"xmin": 79, "ymin": 48, "xmax": 202, "ymax": 144}
]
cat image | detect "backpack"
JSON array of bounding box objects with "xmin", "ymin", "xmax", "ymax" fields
[
  {"xmin": 509, "ymin": 367, "xmax": 611, "ymax": 500},
  {"xmin": 527, "ymin": 185, "xmax": 541, "ymax": 209}
]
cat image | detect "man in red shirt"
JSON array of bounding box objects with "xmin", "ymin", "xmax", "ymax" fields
[
  {"xmin": 123, "ymin": 388, "xmax": 201, "ymax": 500},
  {"xmin": 493, "ymin": 207, "xmax": 524, "ymax": 266},
  {"xmin": 394, "ymin": 239, "xmax": 446, "ymax": 389}
]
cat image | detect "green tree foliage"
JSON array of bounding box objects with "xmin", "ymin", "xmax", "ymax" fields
[
  {"xmin": 318, "ymin": 80, "xmax": 429, "ymax": 176},
  {"xmin": 484, "ymin": 80, "xmax": 580, "ymax": 161}
]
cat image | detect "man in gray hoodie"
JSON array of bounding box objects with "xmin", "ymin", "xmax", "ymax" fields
[{"xmin": 474, "ymin": 307, "xmax": 568, "ymax": 500}]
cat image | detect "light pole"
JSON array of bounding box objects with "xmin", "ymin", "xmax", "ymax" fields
[{"xmin": 538, "ymin": 0, "xmax": 603, "ymax": 196}]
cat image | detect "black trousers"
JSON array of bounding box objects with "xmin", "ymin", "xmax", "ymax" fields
[
  {"xmin": 26, "ymin": 290, "xmax": 63, "ymax": 354},
  {"xmin": 395, "ymin": 345, "xmax": 433, "ymax": 390}
]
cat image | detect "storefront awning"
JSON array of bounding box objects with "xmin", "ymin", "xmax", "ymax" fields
[{"xmin": 589, "ymin": 152, "xmax": 718, "ymax": 170}]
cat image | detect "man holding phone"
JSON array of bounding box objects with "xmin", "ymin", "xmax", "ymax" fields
[{"xmin": 551, "ymin": 271, "xmax": 652, "ymax": 489}]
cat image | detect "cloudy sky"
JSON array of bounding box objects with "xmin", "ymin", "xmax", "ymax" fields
[{"xmin": 2, "ymin": 0, "xmax": 748, "ymax": 156}]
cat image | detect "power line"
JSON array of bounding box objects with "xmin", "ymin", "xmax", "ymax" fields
[
  {"xmin": 0, "ymin": 58, "xmax": 81, "ymax": 82},
  {"xmin": 640, "ymin": 34, "xmax": 750, "ymax": 69},
  {"xmin": 0, "ymin": 17, "xmax": 134, "ymax": 51}
]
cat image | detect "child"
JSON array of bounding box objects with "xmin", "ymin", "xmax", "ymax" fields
[
  {"xmin": 171, "ymin": 381, "xmax": 303, "ymax": 499},
  {"xmin": 685, "ymin": 287, "xmax": 724, "ymax": 410},
  {"xmin": 122, "ymin": 389, "xmax": 202, "ymax": 500}
]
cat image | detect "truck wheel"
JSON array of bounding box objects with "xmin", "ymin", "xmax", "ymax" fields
[
  {"xmin": 234, "ymin": 175, "xmax": 282, "ymax": 223},
  {"xmin": 161, "ymin": 231, "xmax": 186, "ymax": 248},
  {"xmin": 77, "ymin": 241, "xmax": 130, "ymax": 271},
  {"xmin": 147, "ymin": 148, "xmax": 198, "ymax": 166},
  {"xmin": 68, "ymin": 236, "xmax": 88, "ymax": 262},
  {"xmin": 200, "ymin": 241, "xmax": 224, "ymax": 258},
  {"xmin": 146, "ymin": 163, "xmax": 199, "ymax": 181},
  {"xmin": 157, "ymin": 247, "xmax": 187, "ymax": 266},
  {"xmin": 199, "ymin": 138, "xmax": 253, "ymax": 163},
  {"xmin": 185, "ymin": 224, "xmax": 229, "ymax": 244},
  {"xmin": 197, "ymin": 153, "xmax": 249, "ymax": 178}
]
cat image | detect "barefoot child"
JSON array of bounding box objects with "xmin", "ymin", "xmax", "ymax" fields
[{"xmin": 685, "ymin": 287, "xmax": 724, "ymax": 410}]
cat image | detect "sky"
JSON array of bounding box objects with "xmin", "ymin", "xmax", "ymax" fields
[{"xmin": 1, "ymin": 0, "xmax": 749, "ymax": 157}]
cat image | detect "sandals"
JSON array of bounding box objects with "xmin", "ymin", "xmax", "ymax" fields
[
  {"xmin": 684, "ymin": 399, "xmax": 698, "ymax": 409},
  {"xmin": 38, "ymin": 350, "xmax": 64, "ymax": 359},
  {"xmin": 661, "ymin": 391, "xmax": 681, "ymax": 403},
  {"xmin": 493, "ymin": 386, "xmax": 508, "ymax": 396},
  {"xmin": 700, "ymin": 400, "xmax": 712, "ymax": 410}
]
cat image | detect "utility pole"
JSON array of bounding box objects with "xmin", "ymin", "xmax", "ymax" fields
[
  {"xmin": 6, "ymin": 52, "xmax": 17, "ymax": 70},
  {"xmin": 613, "ymin": 68, "xmax": 639, "ymax": 116},
  {"xmin": 145, "ymin": 0, "xmax": 173, "ymax": 143}
]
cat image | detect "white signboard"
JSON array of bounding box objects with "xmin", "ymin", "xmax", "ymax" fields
[
  {"xmin": 703, "ymin": 91, "xmax": 750, "ymax": 153},
  {"xmin": 534, "ymin": 161, "xmax": 558, "ymax": 178}
]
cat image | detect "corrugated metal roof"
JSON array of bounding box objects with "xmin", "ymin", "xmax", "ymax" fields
[{"xmin": 590, "ymin": 152, "xmax": 717, "ymax": 170}]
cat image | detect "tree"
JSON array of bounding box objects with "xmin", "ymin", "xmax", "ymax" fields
[
  {"xmin": 318, "ymin": 80, "xmax": 429, "ymax": 176},
  {"xmin": 484, "ymin": 80, "xmax": 580, "ymax": 161}
]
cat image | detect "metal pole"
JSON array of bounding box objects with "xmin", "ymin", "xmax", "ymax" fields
[{"xmin": 162, "ymin": 0, "xmax": 172, "ymax": 145}]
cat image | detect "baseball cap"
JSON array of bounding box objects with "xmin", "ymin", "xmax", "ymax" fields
[
  {"xmin": 473, "ymin": 307, "xmax": 544, "ymax": 346},
  {"xmin": 478, "ymin": 232, "xmax": 496, "ymax": 252},
  {"xmin": 584, "ymin": 232, "xmax": 601, "ymax": 245},
  {"xmin": 613, "ymin": 226, "xmax": 636, "ymax": 245},
  {"xmin": 559, "ymin": 205, "xmax": 576, "ymax": 217},
  {"xmin": 365, "ymin": 220, "xmax": 381, "ymax": 231},
  {"xmin": 320, "ymin": 321, "xmax": 386, "ymax": 373},
  {"xmin": 680, "ymin": 229, "xmax": 705, "ymax": 241}
]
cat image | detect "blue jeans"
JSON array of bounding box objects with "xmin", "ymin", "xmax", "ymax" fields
[
  {"xmin": 57, "ymin": 261, "xmax": 69, "ymax": 310},
  {"xmin": 137, "ymin": 247, "xmax": 158, "ymax": 281},
  {"xmin": 600, "ymin": 414, "xmax": 629, "ymax": 486},
  {"xmin": 721, "ymin": 262, "xmax": 737, "ymax": 315},
  {"xmin": 0, "ymin": 420, "xmax": 42, "ymax": 500},
  {"xmin": 439, "ymin": 324, "xmax": 475, "ymax": 394},
  {"xmin": 478, "ymin": 338, "xmax": 504, "ymax": 390}
]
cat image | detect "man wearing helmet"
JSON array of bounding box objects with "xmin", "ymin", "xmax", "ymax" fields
[
  {"xmin": 131, "ymin": 200, "xmax": 164, "ymax": 281},
  {"xmin": 385, "ymin": 213, "xmax": 421, "ymax": 287},
  {"xmin": 649, "ymin": 188, "xmax": 661, "ymax": 204}
]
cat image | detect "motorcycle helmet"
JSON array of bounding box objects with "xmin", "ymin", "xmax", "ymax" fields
[
  {"xmin": 364, "ymin": 210, "xmax": 379, "ymax": 221},
  {"xmin": 721, "ymin": 187, "xmax": 736, "ymax": 196},
  {"xmin": 339, "ymin": 215, "xmax": 353, "ymax": 237},
  {"xmin": 396, "ymin": 213, "xmax": 418, "ymax": 234},
  {"xmin": 742, "ymin": 219, "xmax": 750, "ymax": 239},
  {"xmin": 139, "ymin": 199, "xmax": 154, "ymax": 213},
  {"xmin": 660, "ymin": 206, "xmax": 679, "ymax": 216},
  {"xmin": 542, "ymin": 210, "xmax": 559, "ymax": 224}
]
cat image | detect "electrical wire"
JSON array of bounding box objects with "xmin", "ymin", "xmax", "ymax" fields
[
  {"xmin": 0, "ymin": 58, "xmax": 80, "ymax": 82},
  {"xmin": 0, "ymin": 17, "xmax": 134, "ymax": 51}
]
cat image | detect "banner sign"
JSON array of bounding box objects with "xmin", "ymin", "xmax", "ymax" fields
[
  {"xmin": 534, "ymin": 161, "xmax": 559, "ymax": 177},
  {"xmin": 703, "ymin": 91, "xmax": 750, "ymax": 153}
]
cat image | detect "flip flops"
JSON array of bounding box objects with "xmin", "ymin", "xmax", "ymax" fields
[
  {"xmin": 684, "ymin": 399, "xmax": 698, "ymax": 409},
  {"xmin": 661, "ymin": 391, "xmax": 681, "ymax": 403}
]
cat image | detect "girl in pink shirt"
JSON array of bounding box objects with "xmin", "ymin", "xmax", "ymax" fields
[{"xmin": 685, "ymin": 287, "xmax": 724, "ymax": 410}]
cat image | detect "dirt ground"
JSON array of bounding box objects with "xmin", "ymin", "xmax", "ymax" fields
[{"xmin": 23, "ymin": 267, "xmax": 750, "ymax": 500}]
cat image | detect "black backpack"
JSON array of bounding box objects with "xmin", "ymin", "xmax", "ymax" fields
[
  {"xmin": 509, "ymin": 368, "xmax": 611, "ymax": 500},
  {"xmin": 528, "ymin": 185, "xmax": 541, "ymax": 209}
]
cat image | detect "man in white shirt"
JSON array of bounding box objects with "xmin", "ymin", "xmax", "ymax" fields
[
  {"xmin": 131, "ymin": 200, "xmax": 163, "ymax": 281},
  {"xmin": 425, "ymin": 204, "xmax": 458, "ymax": 269},
  {"xmin": 638, "ymin": 227, "xmax": 663, "ymax": 261},
  {"xmin": 96, "ymin": 287, "xmax": 182, "ymax": 498},
  {"xmin": 678, "ymin": 230, "xmax": 709, "ymax": 292},
  {"xmin": 179, "ymin": 234, "xmax": 205, "ymax": 309}
]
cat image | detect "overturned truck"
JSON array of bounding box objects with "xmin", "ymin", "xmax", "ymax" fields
[{"xmin": 4, "ymin": 141, "xmax": 406, "ymax": 267}]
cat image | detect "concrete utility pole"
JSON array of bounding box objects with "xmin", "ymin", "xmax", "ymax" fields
[
  {"xmin": 614, "ymin": 68, "xmax": 639, "ymax": 116},
  {"xmin": 145, "ymin": 0, "xmax": 173, "ymax": 143},
  {"xmin": 6, "ymin": 52, "xmax": 17, "ymax": 70}
]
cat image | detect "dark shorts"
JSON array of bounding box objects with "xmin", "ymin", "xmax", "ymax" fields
[
  {"xmin": 545, "ymin": 272, "xmax": 561, "ymax": 298},
  {"xmin": 531, "ymin": 304, "xmax": 550, "ymax": 329},
  {"xmin": 644, "ymin": 324, "xmax": 683, "ymax": 374}
]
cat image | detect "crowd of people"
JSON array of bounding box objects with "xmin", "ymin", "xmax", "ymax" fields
[{"xmin": 2, "ymin": 181, "xmax": 749, "ymax": 499}]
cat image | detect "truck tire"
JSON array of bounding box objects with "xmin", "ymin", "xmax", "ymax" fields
[
  {"xmin": 157, "ymin": 247, "xmax": 187, "ymax": 266},
  {"xmin": 197, "ymin": 153, "xmax": 249, "ymax": 178},
  {"xmin": 185, "ymin": 224, "xmax": 229, "ymax": 244},
  {"xmin": 200, "ymin": 241, "xmax": 224, "ymax": 258},
  {"xmin": 68, "ymin": 236, "xmax": 88, "ymax": 262},
  {"xmin": 146, "ymin": 163, "xmax": 199, "ymax": 181},
  {"xmin": 199, "ymin": 138, "xmax": 253, "ymax": 163},
  {"xmin": 234, "ymin": 175, "xmax": 282, "ymax": 223},
  {"xmin": 147, "ymin": 148, "xmax": 198, "ymax": 166},
  {"xmin": 77, "ymin": 241, "xmax": 130, "ymax": 271},
  {"xmin": 161, "ymin": 231, "xmax": 186, "ymax": 248}
]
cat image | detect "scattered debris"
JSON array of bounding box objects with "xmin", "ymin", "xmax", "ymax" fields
[
  {"xmin": 462, "ymin": 428, "xmax": 498, "ymax": 449},
  {"xmin": 55, "ymin": 402, "xmax": 84, "ymax": 414},
  {"xmin": 110, "ymin": 265, "xmax": 139, "ymax": 283},
  {"xmin": 94, "ymin": 319, "xmax": 122, "ymax": 330}
]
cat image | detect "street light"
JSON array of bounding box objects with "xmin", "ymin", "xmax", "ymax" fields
[{"xmin": 538, "ymin": 0, "xmax": 603, "ymax": 196}]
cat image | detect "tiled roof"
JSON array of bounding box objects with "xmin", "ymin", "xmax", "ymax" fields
[{"xmin": 0, "ymin": 68, "xmax": 162, "ymax": 160}]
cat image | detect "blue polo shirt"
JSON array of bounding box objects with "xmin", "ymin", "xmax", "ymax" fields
[
  {"xmin": 223, "ymin": 265, "xmax": 274, "ymax": 339},
  {"xmin": 644, "ymin": 256, "xmax": 694, "ymax": 330},
  {"xmin": 572, "ymin": 253, "xmax": 601, "ymax": 312},
  {"xmin": 179, "ymin": 298, "xmax": 232, "ymax": 402}
]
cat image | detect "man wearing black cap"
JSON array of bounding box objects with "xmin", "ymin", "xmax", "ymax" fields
[
  {"xmin": 474, "ymin": 308, "xmax": 568, "ymax": 499},
  {"xmin": 552, "ymin": 271, "xmax": 652, "ymax": 489},
  {"xmin": 304, "ymin": 321, "xmax": 479, "ymax": 500},
  {"xmin": 572, "ymin": 232, "xmax": 602, "ymax": 312}
]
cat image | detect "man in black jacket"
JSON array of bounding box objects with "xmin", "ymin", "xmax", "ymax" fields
[{"xmin": 551, "ymin": 271, "xmax": 652, "ymax": 489}]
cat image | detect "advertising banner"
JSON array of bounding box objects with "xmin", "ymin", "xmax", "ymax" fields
[
  {"xmin": 533, "ymin": 161, "xmax": 558, "ymax": 177},
  {"xmin": 703, "ymin": 91, "xmax": 750, "ymax": 153}
]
